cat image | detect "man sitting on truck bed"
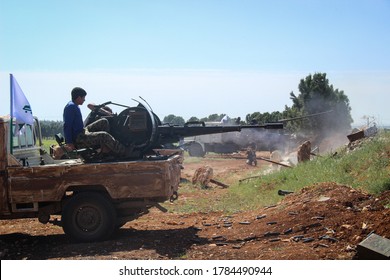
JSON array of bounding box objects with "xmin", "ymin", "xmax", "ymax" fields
[{"xmin": 63, "ymin": 87, "xmax": 134, "ymax": 159}]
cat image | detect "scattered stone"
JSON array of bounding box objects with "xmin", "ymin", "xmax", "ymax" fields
[
  {"xmin": 242, "ymin": 235, "xmax": 257, "ymax": 242},
  {"xmin": 314, "ymin": 243, "xmax": 329, "ymax": 248},
  {"xmin": 264, "ymin": 231, "xmax": 281, "ymax": 237},
  {"xmin": 345, "ymin": 245, "xmax": 356, "ymax": 252},
  {"xmin": 302, "ymin": 237, "xmax": 315, "ymax": 243},
  {"xmin": 216, "ymin": 242, "xmax": 229, "ymax": 246},
  {"xmin": 292, "ymin": 235, "xmax": 305, "ymax": 242},
  {"xmin": 319, "ymin": 235, "xmax": 339, "ymax": 243},
  {"xmin": 341, "ymin": 224, "xmax": 352, "ymax": 229},
  {"xmin": 299, "ymin": 222, "xmax": 322, "ymax": 232},
  {"xmin": 311, "ymin": 216, "xmax": 325, "ymax": 220},
  {"xmin": 212, "ymin": 235, "xmax": 226, "ymax": 240},
  {"xmin": 166, "ymin": 221, "xmax": 184, "ymax": 225},
  {"xmin": 269, "ymin": 238, "xmax": 281, "ymax": 242},
  {"xmin": 353, "ymin": 235, "xmax": 363, "ymax": 242},
  {"xmin": 256, "ymin": 214, "xmax": 267, "ymax": 220},
  {"xmin": 325, "ymin": 227, "xmax": 335, "ymax": 234},
  {"xmin": 317, "ymin": 196, "xmax": 331, "ymax": 202}
]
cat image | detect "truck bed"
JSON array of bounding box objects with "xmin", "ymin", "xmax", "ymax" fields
[{"xmin": 6, "ymin": 155, "xmax": 181, "ymax": 205}]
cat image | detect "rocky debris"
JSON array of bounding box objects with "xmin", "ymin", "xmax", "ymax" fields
[
  {"xmin": 347, "ymin": 125, "xmax": 378, "ymax": 143},
  {"xmin": 1, "ymin": 180, "xmax": 389, "ymax": 260},
  {"xmin": 183, "ymin": 182, "xmax": 390, "ymax": 259}
]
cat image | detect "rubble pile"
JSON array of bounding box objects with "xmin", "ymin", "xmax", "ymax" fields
[{"xmin": 183, "ymin": 182, "xmax": 390, "ymax": 259}]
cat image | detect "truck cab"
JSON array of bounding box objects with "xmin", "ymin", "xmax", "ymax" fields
[{"xmin": 7, "ymin": 116, "xmax": 54, "ymax": 166}]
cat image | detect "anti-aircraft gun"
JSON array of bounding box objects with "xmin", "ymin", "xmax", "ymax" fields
[{"xmin": 81, "ymin": 99, "xmax": 283, "ymax": 161}]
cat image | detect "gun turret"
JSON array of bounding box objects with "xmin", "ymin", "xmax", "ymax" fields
[{"xmin": 86, "ymin": 100, "xmax": 283, "ymax": 158}]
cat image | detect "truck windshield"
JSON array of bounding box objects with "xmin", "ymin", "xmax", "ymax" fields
[{"xmin": 12, "ymin": 123, "xmax": 36, "ymax": 149}]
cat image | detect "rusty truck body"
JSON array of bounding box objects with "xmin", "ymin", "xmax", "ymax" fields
[{"xmin": 0, "ymin": 116, "xmax": 181, "ymax": 242}]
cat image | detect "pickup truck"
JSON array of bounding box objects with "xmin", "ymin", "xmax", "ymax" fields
[{"xmin": 0, "ymin": 116, "xmax": 181, "ymax": 242}]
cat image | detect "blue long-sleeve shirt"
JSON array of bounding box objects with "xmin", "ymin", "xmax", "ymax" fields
[{"xmin": 63, "ymin": 101, "xmax": 84, "ymax": 144}]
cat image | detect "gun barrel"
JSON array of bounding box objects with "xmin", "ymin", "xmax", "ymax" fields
[
  {"xmin": 157, "ymin": 122, "xmax": 284, "ymax": 144},
  {"xmin": 241, "ymin": 123, "xmax": 284, "ymax": 130},
  {"xmin": 158, "ymin": 125, "xmax": 241, "ymax": 140}
]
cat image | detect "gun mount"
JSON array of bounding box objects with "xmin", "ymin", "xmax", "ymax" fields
[{"xmin": 84, "ymin": 99, "xmax": 283, "ymax": 160}]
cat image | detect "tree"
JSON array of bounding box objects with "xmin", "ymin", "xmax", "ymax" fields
[
  {"xmin": 245, "ymin": 111, "xmax": 283, "ymax": 125},
  {"xmin": 246, "ymin": 112, "xmax": 261, "ymax": 124},
  {"xmin": 289, "ymin": 73, "xmax": 353, "ymax": 134},
  {"xmin": 187, "ymin": 116, "xmax": 200, "ymax": 123},
  {"xmin": 199, "ymin": 114, "xmax": 227, "ymax": 123},
  {"xmin": 40, "ymin": 120, "xmax": 63, "ymax": 138},
  {"xmin": 162, "ymin": 114, "xmax": 185, "ymax": 126}
]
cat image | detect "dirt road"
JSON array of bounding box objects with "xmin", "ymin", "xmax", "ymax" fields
[{"xmin": 1, "ymin": 153, "xmax": 389, "ymax": 260}]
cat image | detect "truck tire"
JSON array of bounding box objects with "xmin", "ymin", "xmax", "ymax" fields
[
  {"xmin": 62, "ymin": 192, "xmax": 117, "ymax": 242},
  {"xmin": 188, "ymin": 142, "xmax": 205, "ymax": 157}
]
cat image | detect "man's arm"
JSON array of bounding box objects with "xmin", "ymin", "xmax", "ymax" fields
[{"xmin": 87, "ymin": 103, "xmax": 112, "ymax": 116}]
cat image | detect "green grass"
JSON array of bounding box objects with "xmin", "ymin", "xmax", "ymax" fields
[
  {"xmin": 41, "ymin": 138, "xmax": 57, "ymax": 153},
  {"xmin": 166, "ymin": 130, "xmax": 390, "ymax": 214}
]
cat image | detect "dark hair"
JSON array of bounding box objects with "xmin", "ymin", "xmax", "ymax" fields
[{"xmin": 71, "ymin": 87, "xmax": 87, "ymax": 101}]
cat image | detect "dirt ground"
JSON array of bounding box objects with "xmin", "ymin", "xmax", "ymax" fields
[{"xmin": 1, "ymin": 152, "xmax": 389, "ymax": 260}]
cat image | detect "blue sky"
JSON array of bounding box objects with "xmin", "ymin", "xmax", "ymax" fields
[{"xmin": 1, "ymin": 0, "xmax": 389, "ymax": 126}]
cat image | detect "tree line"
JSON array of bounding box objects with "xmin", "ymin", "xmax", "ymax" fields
[{"xmin": 40, "ymin": 72, "xmax": 353, "ymax": 138}]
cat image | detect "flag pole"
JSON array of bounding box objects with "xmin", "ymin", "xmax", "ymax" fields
[{"xmin": 9, "ymin": 73, "xmax": 13, "ymax": 154}]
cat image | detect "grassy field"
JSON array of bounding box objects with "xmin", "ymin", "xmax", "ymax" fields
[
  {"xmin": 167, "ymin": 130, "xmax": 390, "ymax": 213},
  {"xmin": 42, "ymin": 138, "xmax": 57, "ymax": 153}
]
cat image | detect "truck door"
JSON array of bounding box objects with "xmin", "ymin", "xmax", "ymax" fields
[{"xmin": 0, "ymin": 117, "xmax": 10, "ymax": 214}]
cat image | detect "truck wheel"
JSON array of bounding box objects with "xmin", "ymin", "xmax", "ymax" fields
[
  {"xmin": 62, "ymin": 192, "xmax": 117, "ymax": 242},
  {"xmin": 188, "ymin": 142, "xmax": 205, "ymax": 157}
]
